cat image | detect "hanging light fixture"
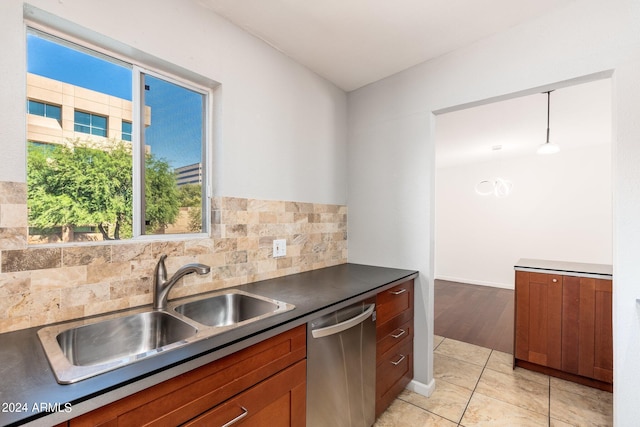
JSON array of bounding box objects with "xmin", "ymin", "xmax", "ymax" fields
[{"xmin": 537, "ymin": 90, "xmax": 560, "ymax": 155}]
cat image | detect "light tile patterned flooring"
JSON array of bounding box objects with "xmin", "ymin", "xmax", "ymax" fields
[{"xmin": 374, "ymin": 336, "xmax": 613, "ymax": 427}]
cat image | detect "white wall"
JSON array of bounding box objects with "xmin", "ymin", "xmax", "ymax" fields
[
  {"xmin": 0, "ymin": 0, "xmax": 347, "ymax": 205},
  {"xmin": 436, "ymin": 144, "xmax": 613, "ymax": 288},
  {"xmin": 347, "ymin": 0, "xmax": 640, "ymax": 423}
]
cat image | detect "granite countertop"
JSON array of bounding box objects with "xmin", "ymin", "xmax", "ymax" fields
[
  {"xmin": 514, "ymin": 258, "xmax": 612, "ymax": 279},
  {"xmin": 0, "ymin": 263, "xmax": 418, "ymax": 427}
]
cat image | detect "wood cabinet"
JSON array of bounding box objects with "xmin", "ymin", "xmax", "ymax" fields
[
  {"xmin": 514, "ymin": 270, "xmax": 612, "ymax": 391},
  {"xmin": 561, "ymin": 275, "xmax": 613, "ymax": 383},
  {"xmin": 514, "ymin": 271, "xmax": 563, "ymax": 369},
  {"xmin": 69, "ymin": 325, "xmax": 306, "ymax": 427},
  {"xmin": 375, "ymin": 279, "xmax": 414, "ymax": 418},
  {"xmin": 183, "ymin": 361, "xmax": 306, "ymax": 427}
]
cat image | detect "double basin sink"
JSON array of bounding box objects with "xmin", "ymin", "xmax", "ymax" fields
[{"xmin": 37, "ymin": 290, "xmax": 295, "ymax": 384}]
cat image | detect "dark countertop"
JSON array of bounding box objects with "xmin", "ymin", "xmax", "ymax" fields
[
  {"xmin": 0, "ymin": 263, "xmax": 418, "ymax": 427},
  {"xmin": 514, "ymin": 258, "xmax": 612, "ymax": 279}
]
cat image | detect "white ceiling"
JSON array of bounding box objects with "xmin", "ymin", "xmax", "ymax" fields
[
  {"xmin": 193, "ymin": 0, "xmax": 609, "ymax": 167},
  {"xmin": 436, "ymin": 78, "xmax": 612, "ymax": 168},
  {"xmin": 195, "ymin": 0, "xmax": 575, "ymax": 91}
]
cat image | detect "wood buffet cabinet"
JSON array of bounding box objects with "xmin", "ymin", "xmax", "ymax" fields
[{"xmin": 514, "ymin": 259, "xmax": 613, "ymax": 391}]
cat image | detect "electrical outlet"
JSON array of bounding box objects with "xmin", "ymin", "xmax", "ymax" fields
[{"xmin": 273, "ymin": 239, "xmax": 286, "ymax": 258}]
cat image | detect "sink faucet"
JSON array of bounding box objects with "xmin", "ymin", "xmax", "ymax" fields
[{"xmin": 153, "ymin": 254, "xmax": 211, "ymax": 310}]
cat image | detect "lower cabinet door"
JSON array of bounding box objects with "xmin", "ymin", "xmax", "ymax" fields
[
  {"xmin": 376, "ymin": 340, "xmax": 413, "ymax": 418},
  {"xmin": 514, "ymin": 271, "xmax": 562, "ymax": 369},
  {"xmin": 183, "ymin": 360, "xmax": 306, "ymax": 427},
  {"xmin": 561, "ymin": 277, "xmax": 613, "ymax": 383}
]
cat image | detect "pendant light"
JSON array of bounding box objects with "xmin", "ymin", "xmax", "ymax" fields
[{"xmin": 537, "ymin": 90, "xmax": 560, "ymax": 155}]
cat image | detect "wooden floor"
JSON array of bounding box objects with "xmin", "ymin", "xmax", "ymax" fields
[{"xmin": 434, "ymin": 279, "xmax": 514, "ymax": 354}]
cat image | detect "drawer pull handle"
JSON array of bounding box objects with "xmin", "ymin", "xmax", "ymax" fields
[
  {"xmin": 222, "ymin": 406, "xmax": 248, "ymax": 427},
  {"xmin": 391, "ymin": 329, "xmax": 406, "ymax": 339},
  {"xmin": 552, "ymin": 278, "xmax": 558, "ymax": 283},
  {"xmin": 390, "ymin": 354, "xmax": 406, "ymax": 366},
  {"xmin": 389, "ymin": 288, "xmax": 407, "ymax": 295}
]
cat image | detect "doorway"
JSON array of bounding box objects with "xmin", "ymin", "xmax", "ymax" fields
[{"xmin": 432, "ymin": 78, "xmax": 613, "ymax": 351}]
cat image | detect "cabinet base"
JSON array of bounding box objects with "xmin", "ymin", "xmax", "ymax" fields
[{"xmin": 514, "ymin": 359, "xmax": 612, "ymax": 393}]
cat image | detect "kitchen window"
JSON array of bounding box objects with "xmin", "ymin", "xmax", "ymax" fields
[{"xmin": 26, "ymin": 28, "xmax": 210, "ymax": 244}]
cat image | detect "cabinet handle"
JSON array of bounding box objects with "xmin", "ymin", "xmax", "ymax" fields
[
  {"xmin": 221, "ymin": 406, "xmax": 248, "ymax": 427},
  {"xmin": 552, "ymin": 278, "xmax": 558, "ymax": 283},
  {"xmin": 390, "ymin": 354, "xmax": 406, "ymax": 366},
  {"xmin": 389, "ymin": 288, "xmax": 407, "ymax": 295},
  {"xmin": 391, "ymin": 329, "xmax": 406, "ymax": 339}
]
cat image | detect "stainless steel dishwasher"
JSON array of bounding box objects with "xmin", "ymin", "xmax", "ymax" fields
[{"xmin": 307, "ymin": 299, "xmax": 376, "ymax": 427}]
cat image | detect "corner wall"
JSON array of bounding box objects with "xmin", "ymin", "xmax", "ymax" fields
[{"xmin": 347, "ymin": 0, "xmax": 640, "ymax": 422}]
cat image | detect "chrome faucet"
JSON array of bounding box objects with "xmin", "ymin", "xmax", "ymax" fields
[{"xmin": 153, "ymin": 254, "xmax": 211, "ymax": 310}]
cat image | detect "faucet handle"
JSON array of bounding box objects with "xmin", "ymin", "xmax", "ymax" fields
[{"xmin": 155, "ymin": 254, "xmax": 168, "ymax": 281}]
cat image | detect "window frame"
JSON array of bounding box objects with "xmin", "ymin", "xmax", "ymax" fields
[
  {"xmin": 25, "ymin": 20, "xmax": 215, "ymax": 244},
  {"xmin": 132, "ymin": 65, "xmax": 211, "ymax": 238}
]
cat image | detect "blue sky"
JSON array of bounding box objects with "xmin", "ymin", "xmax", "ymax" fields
[{"xmin": 27, "ymin": 33, "xmax": 203, "ymax": 169}]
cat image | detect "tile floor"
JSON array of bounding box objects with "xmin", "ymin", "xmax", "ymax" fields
[{"xmin": 374, "ymin": 336, "xmax": 613, "ymax": 427}]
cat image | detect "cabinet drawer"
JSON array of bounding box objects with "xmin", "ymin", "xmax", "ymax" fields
[
  {"xmin": 70, "ymin": 325, "xmax": 306, "ymax": 427},
  {"xmin": 183, "ymin": 360, "xmax": 306, "ymax": 427},
  {"xmin": 376, "ymin": 318, "xmax": 413, "ymax": 360},
  {"xmin": 376, "ymin": 281, "xmax": 414, "ymax": 324},
  {"xmin": 376, "ymin": 339, "xmax": 413, "ymax": 417}
]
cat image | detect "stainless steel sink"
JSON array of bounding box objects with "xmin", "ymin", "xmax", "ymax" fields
[
  {"xmin": 38, "ymin": 310, "xmax": 198, "ymax": 384},
  {"xmin": 171, "ymin": 290, "xmax": 294, "ymax": 328},
  {"xmin": 56, "ymin": 311, "xmax": 197, "ymax": 366},
  {"xmin": 38, "ymin": 290, "xmax": 294, "ymax": 384}
]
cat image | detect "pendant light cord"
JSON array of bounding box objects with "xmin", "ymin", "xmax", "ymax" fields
[
  {"xmin": 545, "ymin": 90, "xmax": 553, "ymax": 144},
  {"xmin": 537, "ymin": 90, "xmax": 559, "ymax": 155}
]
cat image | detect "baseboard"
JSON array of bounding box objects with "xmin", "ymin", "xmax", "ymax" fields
[
  {"xmin": 435, "ymin": 275, "xmax": 513, "ymax": 290},
  {"xmin": 406, "ymin": 378, "xmax": 435, "ymax": 397}
]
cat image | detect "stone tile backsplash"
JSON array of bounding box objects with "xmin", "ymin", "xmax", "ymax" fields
[{"xmin": 0, "ymin": 181, "xmax": 347, "ymax": 333}]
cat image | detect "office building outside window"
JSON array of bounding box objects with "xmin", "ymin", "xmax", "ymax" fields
[{"xmin": 175, "ymin": 163, "xmax": 203, "ymax": 186}]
